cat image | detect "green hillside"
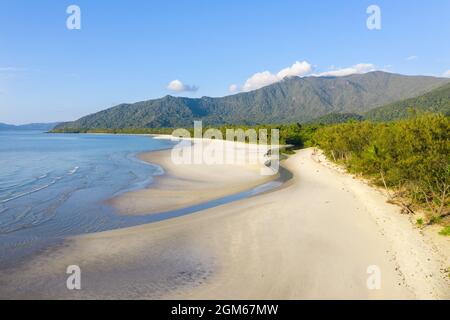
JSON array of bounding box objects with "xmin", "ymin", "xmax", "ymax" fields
[
  {"xmin": 365, "ymin": 82, "xmax": 450, "ymax": 121},
  {"xmin": 53, "ymin": 72, "xmax": 449, "ymax": 131}
]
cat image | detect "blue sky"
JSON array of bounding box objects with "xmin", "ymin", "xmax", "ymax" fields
[{"xmin": 1, "ymin": 0, "xmax": 449, "ymax": 124}]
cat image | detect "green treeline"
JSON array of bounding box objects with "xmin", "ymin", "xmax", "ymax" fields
[
  {"xmin": 314, "ymin": 113, "xmax": 449, "ymax": 224},
  {"xmin": 51, "ymin": 127, "xmax": 176, "ymax": 135},
  {"xmin": 51, "ymin": 123, "xmax": 319, "ymax": 148}
]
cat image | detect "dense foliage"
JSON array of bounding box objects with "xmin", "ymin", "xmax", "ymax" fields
[
  {"xmin": 307, "ymin": 112, "xmax": 364, "ymax": 125},
  {"xmin": 314, "ymin": 114, "xmax": 449, "ymax": 223},
  {"xmin": 210, "ymin": 123, "xmax": 318, "ymax": 148},
  {"xmin": 51, "ymin": 127, "xmax": 177, "ymax": 134}
]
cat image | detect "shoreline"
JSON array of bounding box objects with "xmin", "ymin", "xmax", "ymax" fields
[
  {"xmin": 0, "ymin": 146, "xmax": 448, "ymax": 299},
  {"xmin": 109, "ymin": 137, "xmax": 284, "ymax": 216}
]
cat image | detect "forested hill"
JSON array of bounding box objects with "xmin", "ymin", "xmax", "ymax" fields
[
  {"xmin": 53, "ymin": 71, "xmax": 449, "ymax": 130},
  {"xmin": 365, "ymin": 82, "xmax": 450, "ymax": 121}
]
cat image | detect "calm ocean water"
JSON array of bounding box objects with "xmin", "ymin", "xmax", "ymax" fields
[
  {"xmin": 0, "ymin": 131, "xmax": 283, "ymax": 265},
  {"xmin": 0, "ymin": 131, "xmax": 174, "ymax": 263}
]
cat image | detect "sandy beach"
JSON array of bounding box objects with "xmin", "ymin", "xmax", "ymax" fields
[
  {"xmin": 0, "ymin": 140, "xmax": 448, "ymax": 300},
  {"xmin": 110, "ymin": 138, "xmax": 281, "ymax": 215}
]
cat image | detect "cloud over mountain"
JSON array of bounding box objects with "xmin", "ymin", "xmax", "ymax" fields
[
  {"xmin": 167, "ymin": 79, "xmax": 199, "ymax": 93},
  {"xmin": 231, "ymin": 61, "xmax": 312, "ymax": 93},
  {"xmin": 230, "ymin": 61, "xmax": 379, "ymax": 92},
  {"xmin": 314, "ymin": 63, "xmax": 376, "ymax": 77}
]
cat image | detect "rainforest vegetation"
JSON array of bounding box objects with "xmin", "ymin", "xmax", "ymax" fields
[{"xmin": 314, "ymin": 113, "xmax": 449, "ymax": 226}]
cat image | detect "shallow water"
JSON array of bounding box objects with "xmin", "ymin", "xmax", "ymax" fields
[
  {"xmin": 0, "ymin": 131, "xmax": 173, "ymax": 264},
  {"xmin": 0, "ymin": 131, "xmax": 284, "ymax": 266}
]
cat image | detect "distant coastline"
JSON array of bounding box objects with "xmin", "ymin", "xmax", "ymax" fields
[{"xmin": 0, "ymin": 122, "xmax": 60, "ymax": 131}]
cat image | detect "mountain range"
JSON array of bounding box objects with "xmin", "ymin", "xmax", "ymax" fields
[
  {"xmin": 53, "ymin": 71, "xmax": 450, "ymax": 130},
  {"xmin": 0, "ymin": 122, "xmax": 60, "ymax": 131}
]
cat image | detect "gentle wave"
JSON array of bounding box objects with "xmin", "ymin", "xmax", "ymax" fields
[
  {"xmin": 0, "ymin": 172, "xmax": 51, "ymax": 192},
  {"xmin": 129, "ymin": 154, "xmax": 164, "ymax": 176},
  {"xmin": 68, "ymin": 166, "xmax": 79, "ymax": 175},
  {"xmin": 0, "ymin": 177, "xmax": 63, "ymax": 204},
  {"xmin": 0, "ymin": 188, "xmax": 74, "ymax": 234},
  {"xmin": 0, "ymin": 167, "xmax": 78, "ymax": 203},
  {"xmin": 0, "ymin": 132, "xmax": 175, "ymax": 242}
]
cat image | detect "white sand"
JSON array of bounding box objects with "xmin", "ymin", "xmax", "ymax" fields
[
  {"xmin": 110, "ymin": 138, "xmax": 279, "ymax": 215},
  {"xmin": 0, "ymin": 145, "xmax": 448, "ymax": 299}
]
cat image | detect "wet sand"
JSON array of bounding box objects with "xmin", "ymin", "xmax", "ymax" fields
[{"xmin": 110, "ymin": 138, "xmax": 279, "ymax": 215}]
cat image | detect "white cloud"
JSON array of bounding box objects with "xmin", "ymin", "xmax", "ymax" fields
[
  {"xmin": 276, "ymin": 61, "xmax": 312, "ymax": 79},
  {"xmin": 242, "ymin": 71, "xmax": 280, "ymax": 92},
  {"xmin": 167, "ymin": 79, "xmax": 198, "ymax": 93},
  {"xmin": 229, "ymin": 61, "xmax": 380, "ymax": 93},
  {"xmin": 406, "ymin": 55, "xmax": 418, "ymax": 61},
  {"xmin": 236, "ymin": 60, "xmax": 312, "ymax": 92},
  {"xmin": 167, "ymin": 79, "xmax": 184, "ymax": 92},
  {"xmin": 229, "ymin": 84, "xmax": 239, "ymax": 93},
  {"xmin": 443, "ymin": 70, "xmax": 450, "ymax": 78},
  {"xmin": 313, "ymin": 63, "xmax": 376, "ymax": 77}
]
